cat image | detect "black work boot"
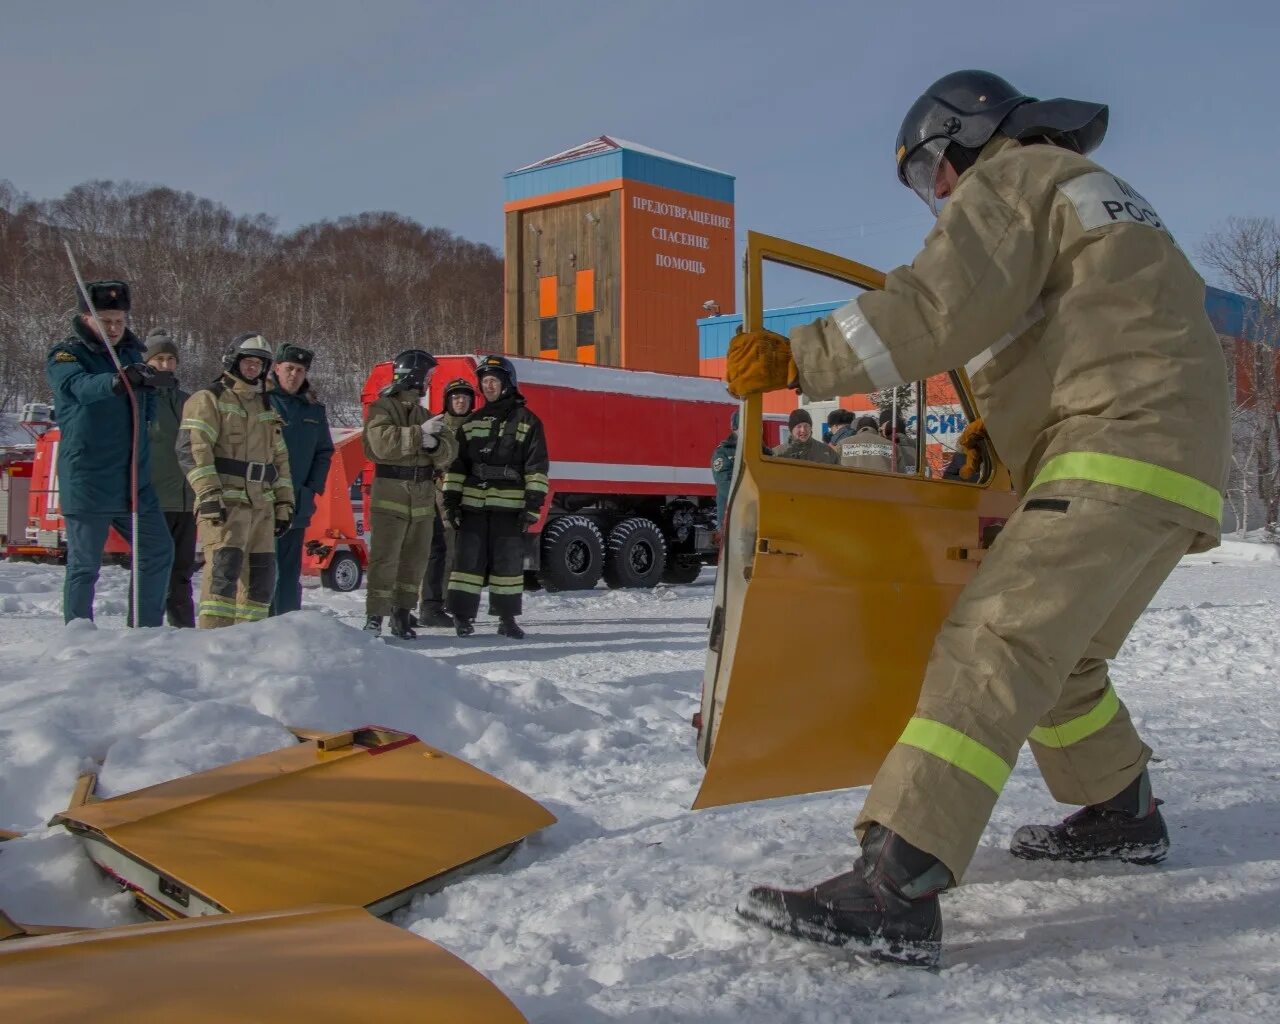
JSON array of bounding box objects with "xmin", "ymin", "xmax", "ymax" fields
[
  {"xmin": 388, "ymin": 608, "xmax": 417, "ymax": 639},
  {"xmin": 454, "ymin": 617, "xmax": 475, "ymax": 637},
  {"xmin": 737, "ymin": 825, "xmax": 950, "ymax": 967},
  {"xmin": 417, "ymin": 603, "xmax": 455, "ymax": 629},
  {"xmin": 1010, "ymin": 770, "xmax": 1169, "ymax": 865},
  {"xmin": 497, "ymin": 616, "xmax": 525, "ymax": 639},
  {"xmin": 363, "ymin": 615, "xmax": 383, "ymax": 637}
]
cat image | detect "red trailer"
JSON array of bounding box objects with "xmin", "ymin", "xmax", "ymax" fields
[
  {"xmin": 299, "ymin": 427, "xmax": 369, "ymax": 592},
  {"xmin": 355, "ymin": 355, "xmax": 783, "ymax": 590}
]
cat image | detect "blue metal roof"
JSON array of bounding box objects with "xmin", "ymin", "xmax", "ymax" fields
[
  {"xmin": 700, "ymin": 287, "xmax": 1266, "ymax": 360},
  {"xmin": 505, "ymin": 137, "xmax": 734, "ymax": 205}
]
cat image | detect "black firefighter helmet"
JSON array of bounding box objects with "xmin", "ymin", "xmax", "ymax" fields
[
  {"xmin": 442, "ymin": 376, "xmax": 476, "ymax": 413},
  {"xmin": 390, "ymin": 349, "xmax": 438, "ymax": 391},
  {"xmin": 223, "ymin": 332, "xmax": 273, "ymax": 380},
  {"xmin": 895, "ymin": 70, "xmax": 1108, "ymax": 213},
  {"xmin": 476, "ymin": 354, "xmax": 517, "ymax": 397}
]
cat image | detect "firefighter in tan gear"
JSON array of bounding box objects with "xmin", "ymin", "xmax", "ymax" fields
[
  {"xmin": 837, "ymin": 415, "xmax": 895, "ymax": 472},
  {"xmin": 728, "ymin": 70, "xmax": 1230, "ymax": 967},
  {"xmin": 361, "ymin": 349, "xmax": 459, "ymax": 639},
  {"xmin": 178, "ymin": 333, "xmax": 294, "ymax": 628}
]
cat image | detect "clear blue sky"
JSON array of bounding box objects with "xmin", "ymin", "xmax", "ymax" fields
[{"xmin": 4, "ymin": 0, "xmax": 1274, "ymax": 299}]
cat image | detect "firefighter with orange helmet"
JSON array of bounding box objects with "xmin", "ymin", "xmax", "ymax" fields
[
  {"xmin": 416, "ymin": 377, "xmax": 476, "ymax": 628},
  {"xmin": 727, "ymin": 70, "xmax": 1230, "ymax": 966}
]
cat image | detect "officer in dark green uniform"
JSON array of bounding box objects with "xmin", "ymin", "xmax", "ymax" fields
[
  {"xmin": 268, "ymin": 343, "xmax": 334, "ymax": 615},
  {"xmin": 46, "ymin": 281, "xmax": 174, "ymax": 626},
  {"xmin": 711, "ymin": 409, "xmax": 738, "ymax": 529}
]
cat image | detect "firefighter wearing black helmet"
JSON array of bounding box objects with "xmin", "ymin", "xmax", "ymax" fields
[
  {"xmin": 178, "ymin": 333, "xmax": 295, "ymax": 627},
  {"xmin": 361, "ymin": 349, "xmax": 458, "ymax": 638},
  {"xmin": 416, "ymin": 377, "xmax": 477, "ymax": 628},
  {"xmin": 442, "ymin": 355, "xmax": 549, "ymax": 639},
  {"xmin": 728, "ymin": 70, "xmax": 1230, "ymax": 966}
]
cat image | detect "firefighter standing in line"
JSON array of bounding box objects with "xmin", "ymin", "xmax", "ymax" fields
[
  {"xmin": 443, "ymin": 356, "xmax": 548, "ymax": 640},
  {"xmin": 46, "ymin": 281, "xmax": 174, "ymax": 626},
  {"xmin": 361, "ymin": 350, "xmax": 458, "ymax": 639},
  {"xmin": 268, "ymin": 343, "xmax": 334, "ymax": 615},
  {"xmin": 726, "ymin": 70, "xmax": 1230, "ymax": 966},
  {"xmin": 416, "ymin": 377, "xmax": 477, "ymax": 629},
  {"xmin": 837, "ymin": 415, "xmax": 896, "ymax": 472},
  {"xmin": 178, "ymin": 333, "xmax": 294, "ymax": 628}
]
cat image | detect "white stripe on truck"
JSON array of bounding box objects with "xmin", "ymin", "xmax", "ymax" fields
[{"xmin": 550, "ymin": 461, "xmax": 714, "ymax": 486}]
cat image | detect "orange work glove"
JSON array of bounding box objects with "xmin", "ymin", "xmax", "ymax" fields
[
  {"xmin": 725, "ymin": 329, "xmax": 797, "ymax": 398},
  {"xmin": 957, "ymin": 417, "xmax": 987, "ymax": 481}
]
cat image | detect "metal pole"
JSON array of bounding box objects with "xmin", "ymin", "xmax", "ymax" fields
[{"xmin": 62, "ymin": 240, "xmax": 142, "ymax": 626}]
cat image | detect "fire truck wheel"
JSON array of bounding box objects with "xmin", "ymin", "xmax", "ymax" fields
[
  {"xmin": 603, "ymin": 517, "xmax": 668, "ymax": 589},
  {"xmin": 321, "ymin": 551, "xmax": 363, "ymax": 592},
  {"xmin": 539, "ymin": 515, "xmax": 605, "ymax": 592},
  {"xmin": 661, "ymin": 556, "xmax": 703, "ymax": 585}
]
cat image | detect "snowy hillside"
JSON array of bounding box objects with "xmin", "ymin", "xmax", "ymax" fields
[{"xmin": 0, "ymin": 552, "xmax": 1277, "ymax": 1022}]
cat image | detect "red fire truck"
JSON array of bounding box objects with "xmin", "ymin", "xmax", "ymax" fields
[{"xmin": 343, "ymin": 355, "xmax": 784, "ymax": 591}]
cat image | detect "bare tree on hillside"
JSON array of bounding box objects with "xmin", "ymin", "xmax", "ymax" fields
[{"xmin": 1199, "ymin": 216, "xmax": 1280, "ymax": 534}]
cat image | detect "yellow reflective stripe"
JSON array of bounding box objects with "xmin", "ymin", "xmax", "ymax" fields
[
  {"xmin": 410, "ymin": 506, "xmax": 434, "ymax": 519},
  {"xmin": 898, "ymin": 718, "xmax": 1012, "ymax": 795},
  {"xmin": 238, "ymin": 603, "xmax": 270, "ymax": 621},
  {"xmin": 372, "ymin": 498, "xmax": 411, "ymax": 515},
  {"xmin": 461, "ymin": 486, "xmax": 487, "ymax": 500},
  {"xmin": 273, "ymin": 439, "xmax": 288, "ymax": 453},
  {"xmin": 1030, "ymin": 452, "xmax": 1223, "ymax": 521},
  {"xmin": 452, "ymin": 572, "xmax": 486, "ymax": 585},
  {"xmin": 187, "ymin": 464, "xmax": 219, "ymax": 483},
  {"xmin": 181, "ymin": 418, "xmax": 217, "ymax": 439},
  {"xmin": 461, "ymin": 496, "xmax": 486, "ymax": 509},
  {"xmin": 525, "ymin": 472, "xmax": 548, "ymax": 485},
  {"xmin": 486, "ymin": 488, "xmax": 524, "ymax": 500},
  {"xmin": 443, "ymin": 473, "xmax": 466, "ymax": 485},
  {"xmin": 1029, "ymin": 685, "xmax": 1121, "ymax": 749},
  {"xmin": 526, "ymin": 481, "xmax": 549, "ymax": 494},
  {"xmin": 487, "ymin": 497, "xmax": 525, "ymax": 509},
  {"xmin": 257, "ymin": 411, "xmax": 277, "ymax": 422},
  {"xmin": 515, "ymin": 422, "xmax": 530, "ymax": 437},
  {"xmin": 199, "ymin": 599, "xmax": 239, "ymax": 619},
  {"xmin": 489, "ymin": 583, "xmax": 524, "ymax": 594},
  {"xmin": 217, "ymin": 403, "xmax": 247, "ymax": 417},
  {"xmin": 449, "ymin": 581, "xmax": 484, "ymax": 594},
  {"xmin": 222, "ymin": 489, "xmax": 248, "ymax": 502}
]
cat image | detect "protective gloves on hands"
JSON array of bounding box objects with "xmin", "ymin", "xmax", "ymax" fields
[
  {"xmin": 274, "ymin": 503, "xmax": 294, "ymax": 537},
  {"xmin": 445, "ymin": 507, "xmax": 463, "ymax": 530},
  {"xmin": 957, "ymin": 417, "xmax": 987, "ymax": 481},
  {"xmin": 420, "ymin": 415, "xmax": 446, "ymax": 450},
  {"xmin": 115, "ymin": 363, "xmax": 158, "ymax": 393},
  {"xmin": 725, "ymin": 329, "xmax": 797, "ymax": 398},
  {"xmin": 197, "ymin": 495, "xmax": 228, "ymax": 526},
  {"xmin": 522, "ymin": 509, "xmax": 540, "ymax": 532}
]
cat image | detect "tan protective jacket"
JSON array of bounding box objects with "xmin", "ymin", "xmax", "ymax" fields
[
  {"xmin": 837, "ymin": 425, "xmax": 895, "ymax": 472},
  {"xmin": 790, "ymin": 137, "xmax": 1230, "ymax": 549},
  {"xmin": 179, "ymin": 373, "xmax": 294, "ymax": 512},
  {"xmin": 362, "ymin": 388, "xmax": 459, "ymax": 517}
]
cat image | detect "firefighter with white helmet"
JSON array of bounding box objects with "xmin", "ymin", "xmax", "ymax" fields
[
  {"xmin": 361, "ymin": 349, "xmax": 459, "ymax": 639},
  {"xmin": 727, "ymin": 70, "xmax": 1231, "ymax": 966},
  {"xmin": 178, "ymin": 332, "xmax": 294, "ymax": 628}
]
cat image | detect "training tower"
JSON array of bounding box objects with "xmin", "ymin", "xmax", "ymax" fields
[{"xmin": 503, "ymin": 136, "xmax": 735, "ymax": 375}]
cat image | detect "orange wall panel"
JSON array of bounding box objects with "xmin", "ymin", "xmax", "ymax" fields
[
  {"xmin": 621, "ymin": 182, "xmax": 735, "ymax": 377},
  {"xmin": 538, "ymin": 276, "xmax": 557, "ymax": 319},
  {"xmin": 575, "ymin": 270, "xmax": 595, "ymax": 313}
]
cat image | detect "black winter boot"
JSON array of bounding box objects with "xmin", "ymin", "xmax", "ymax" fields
[
  {"xmin": 497, "ymin": 616, "xmax": 525, "ymax": 639},
  {"xmin": 454, "ymin": 617, "xmax": 475, "ymax": 637},
  {"xmin": 737, "ymin": 825, "xmax": 950, "ymax": 967},
  {"xmin": 363, "ymin": 615, "xmax": 383, "ymax": 637},
  {"xmin": 388, "ymin": 608, "xmax": 417, "ymax": 639},
  {"xmin": 417, "ymin": 604, "xmax": 455, "ymax": 629},
  {"xmin": 1010, "ymin": 770, "xmax": 1168, "ymax": 865}
]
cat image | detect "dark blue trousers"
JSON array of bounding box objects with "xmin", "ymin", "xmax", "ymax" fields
[
  {"xmin": 271, "ymin": 526, "xmax": 306, "ymax": 615},
  {"xmin": 63, "ymin": 511, "xmax": 174, "ymax": 626}
]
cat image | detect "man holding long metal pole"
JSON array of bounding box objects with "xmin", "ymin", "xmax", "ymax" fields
[{"xmin": 46, "ymin": 274, "xmax": 173, "ymax": 626}]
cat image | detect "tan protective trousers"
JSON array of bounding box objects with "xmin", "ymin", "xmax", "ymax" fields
[
  {"xmin": 197, "ymin": 505, "xmax": 277, "ymax": 628},
  {"xmin": 857, "ymin": 495, "xmax": 1197, "ymax": 880}
]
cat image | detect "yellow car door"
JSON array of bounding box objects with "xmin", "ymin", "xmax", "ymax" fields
[{"xmin": 694, "ymin": 233, "xmax": 1017, "ymax": 809}]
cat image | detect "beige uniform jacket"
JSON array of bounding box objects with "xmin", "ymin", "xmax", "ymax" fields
[
  {"xmin": 179, "ymin": 374, "xmax": 294, "ymax": 513},
  {"xmin": 790, "ymin": 137, "xmax": 1230, "ymax": 549},
  {"xmin": 837, "ymin": 426, "xmax": 896, "ymax": 471}
]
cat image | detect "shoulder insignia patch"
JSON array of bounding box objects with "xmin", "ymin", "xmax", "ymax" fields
[
  {"xmin": 53, "ymin": 351, "xmax": 78, "ymax": 363},
  {"xmin": 712, "ymin": 457, "xmax": 726, "ymax": 472}
]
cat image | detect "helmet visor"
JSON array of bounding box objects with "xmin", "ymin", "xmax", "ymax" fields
[{"xmin": 901, "ymin": 137, "xmax": 951, "ymax": 216}]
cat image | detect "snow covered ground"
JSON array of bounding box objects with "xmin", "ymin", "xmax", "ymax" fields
[{"xmin": 1, "ymin": 548, "xmax": 1278, "ymax": 1021}]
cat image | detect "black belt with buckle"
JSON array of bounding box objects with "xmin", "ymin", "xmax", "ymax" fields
[
  {"xmin": 214, "ymin": 457, "xmax": 279, "ymax": 483},
  {"xmin": 374, "ymin": 464, "xmax": 436, "ymax": 482}
]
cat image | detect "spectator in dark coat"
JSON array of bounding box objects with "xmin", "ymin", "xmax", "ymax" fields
[{"xmin": 45, "ymin": 281, "xmax": 173, "ymax": 626}]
